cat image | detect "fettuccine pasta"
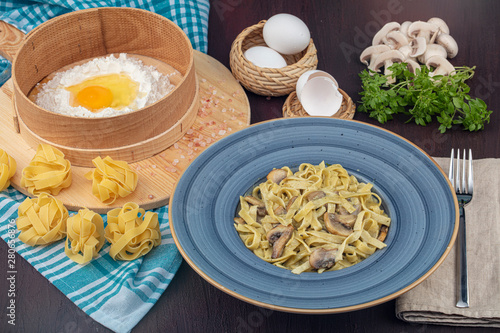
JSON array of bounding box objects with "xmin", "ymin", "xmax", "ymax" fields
[
  {"xmin": 0, "ymin": 149, "xmax": 16, "ymax": 191},
  {"xmin": 105, "ymin": 202, "xmax": 161, "ymax": 260},
  {"xmin": 65, "ymin": 208, "xmax": 105, "ymax": 264},
  {"xmin": 85, "ymin": 156, "xmax": 138, "ymax": 205},
  {"xmin": 234, "ymin": 162, "xmax": 391, "ymax": 274},
  {"xmin": 20, "ymin": 144, "xmax": 72, "ymax": 195},
  {"xmin": 16, "ymin": 193, "xmax": 68, "ymax": 246}
]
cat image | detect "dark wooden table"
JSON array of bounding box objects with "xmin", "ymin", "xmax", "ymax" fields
[{"xmin": 1, "ymin": 0, "xmax": 499, "ymax": 332}]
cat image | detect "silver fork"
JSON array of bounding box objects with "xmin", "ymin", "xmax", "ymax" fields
[{"xmin": 448, "ymin": 148, "xmax": 473, "ymax": 308}]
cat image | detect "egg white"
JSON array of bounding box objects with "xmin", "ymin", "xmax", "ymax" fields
[{"xmin": 35, "ymin": 54, "xmax": 174, "ymax": 118}]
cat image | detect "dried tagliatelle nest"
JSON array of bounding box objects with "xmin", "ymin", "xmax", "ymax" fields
[
  {"xmin": 85, "ymin": 156, "xmax": 138, "ymax": 204},
  {"xmin": 16, "ymin": 193, "xmax": 69, "ymax": 246},
  {"xmin": 65, "ymin": 207, "xmax": 105, "ymax": 264},
  {"xmin": 105, "ymin": 202, "xmax": 161, "ymax": 260},
  {"xmin": 0, "ymin": 149, "xmax": 16, "ymax": 191},
  {"xmin": 20, "ymin": 144, "xmax": 72, "ymax": 195}
]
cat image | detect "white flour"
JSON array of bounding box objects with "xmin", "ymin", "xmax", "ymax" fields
[{"xmin": 35, "ymin": 54, "xmax": 175, "ymax": 118}]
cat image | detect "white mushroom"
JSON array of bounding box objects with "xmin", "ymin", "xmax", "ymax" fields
[
  {"xmin": 400, "ymin": 21, "xmax": 412, "ymax": 37},
  {"xmin": 405, "ymin": 59, "xmax": 423, "ymax": 74},
  {"xmin": 418, "ymin": 44, "xmax": 447, "ymax": 64},
  {"xmin": 426, "ymin": 55, "xmax": 455, "ymax": 76},
  {"xmin": 436, "ymin": 33, "xmax": 459, "ymax": 58},
  {"xmin": 409, "ymin": 36, "xmax": 427, "ymax": 57},
  {"xmin": 267, "ymin": 225, "xmax": 294, "ymax": 259},
  {"xmin": 359, "ymin": 44, "xmax": 391, "ymax": 67},
  {"xmin": 267, "ymin": 169, "xmax": 287, "ymax": 184},
  {"xmin": 398, "ymin": 45, "xmax": 414, "ymax": 60},
  {"xmin": 385, "ymin": 31, "xmax": 409, "ymax": 49},
  {"xmin": 309, "ymin": 248, "xmax": 338, "ymax": 270},
  {"xmin": 324, "ymin": 213, "xmax": 353, "ymax": 237},
  {"xmin": 372, "ymin": 22, "xmax": 401, "ymax": 45},
  {"xmin": 427, "ymin": 17, "xmax": 450, "ymax": 35},
  {"xmin": 369, "ymin": 49, "xmax": 405, "ymax": 84},
  {"xmin": 408, "ymin": 21, "xmax": 440, "ymax": 43}
]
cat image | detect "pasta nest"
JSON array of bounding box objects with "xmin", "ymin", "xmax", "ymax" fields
[
  {"xmin": 20, "ymin": 144, "xmax": 72, "ymax": 195},
  {"xmin": 85, "ymin": 156, "xmax": 138, "ymax": 205},
  {"xmin": 65, "ymin": 208, "xmax": 105, "ymax": 264},
  {"xmin": 0, "ymin": 149, "xmax": 16, "ymax": 191},
  {"xmin": 105, "ymin": 202, "xmax": 161, "ymax": 260},
  {"xmin": 16, "ymin": 193, "xmax": 68, "ymax": 246}
]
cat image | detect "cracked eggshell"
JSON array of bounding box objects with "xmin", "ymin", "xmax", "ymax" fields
[
  {"xmin": 263, "ymin": 14, "xmax": 310, "ymax": 55},
  {"xmin": 296, "ymin": 70, "xmax": 339, "ymax": 102},
  {"xmin": 300, "ymin": 77, "xmax": 343, "ymax": 117},
  {"xmin": 243, "ymin": 46, "xmax": 287, "ymax": 68}
]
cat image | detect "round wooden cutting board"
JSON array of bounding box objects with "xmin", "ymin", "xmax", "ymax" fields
[{"xmin": 0, "ymin": 50, "xmax": 251, "ymax": 213}]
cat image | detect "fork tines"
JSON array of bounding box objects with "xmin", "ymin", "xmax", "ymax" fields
[{"xmin": 448, "ymin": 148, "xmax": 473, "ymax": 195}]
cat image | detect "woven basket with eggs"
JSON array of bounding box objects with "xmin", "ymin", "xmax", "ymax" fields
[{"xmin": 230, "ymin": 17, "xmax": 318, "ymax": 97}]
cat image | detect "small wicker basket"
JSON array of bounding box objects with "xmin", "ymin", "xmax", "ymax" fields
[
  {"xmin": 282, "ymin": 89, "xmax": 356, "ymax": 119},
  {"xmin": 230, "ymin": 20, "xmax": 318, "ymax": 97}
]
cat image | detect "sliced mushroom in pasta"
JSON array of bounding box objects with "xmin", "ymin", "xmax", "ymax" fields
[{"xmin": 234, "ymin": 162, "xmax": 390, "ymax": 274}]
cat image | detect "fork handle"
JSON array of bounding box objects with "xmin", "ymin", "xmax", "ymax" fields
[{"xmin": 456, "ymin": 205, "xmax": 469, "ymax": 307}]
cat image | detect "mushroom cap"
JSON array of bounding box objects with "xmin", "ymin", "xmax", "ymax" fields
[
  {"xmin": 333, "ymin": 213, "xmax": 356, "ymax": 227},
  {"xmin": 398, "ymin": 45, "xmax": 414, "ymax": 60},
  {"xmin": 359, "ymin": 44, "xmax": 391, "ymax": 65},
  {"xmin": 426, "ymin": 55, "xmax": 455, "ymax": 76},
  {"xmin": 309, "ymin": 247, "xmax": 337, "ymax": 270},
  {"xmin": 408, "ymin": 21, "xmax": 440, "ymax": 42},
  {"xmin": 400, "ymin": 21, "xmax": 412, "ymax": 37},
  {"xmin": 266, "ymin": 224, "xmax": 294, "ymax": 259},
  {"xmin": 372, "ymin": 22, "xmax": 400, "ymax": 45},
  {"xmin": 369, "ymin": 49, "xmax": 405, "ymax": 71},
  {"xmin": 324, "ymin": 212, "xmax": 354, "ymax": 237},
  {"xmin": 418, "ymin": 44, "xmax": 447, "ymax": 64},
  {"xmin": 405, "ymin": 59, "xmax": 422, "ymax": 74},
  {"xmin": 385, "ymin": 31, "xmax": 409, "ymax": 49},
  {"xmin": 267, "ymin": 169, "xmax": 287, "ymax": 184},
  {"xmin": 409, "ymin": 37, "xmax": 427, "ymax": 57},
  {"xmin": 427, "ymin": 17, "xmax": 450, "ymax": 35},
  {"xmin": 436, "ymin": 33, "xmax": 459, "ymax": 58}
]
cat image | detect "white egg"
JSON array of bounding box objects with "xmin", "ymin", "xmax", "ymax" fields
[
  {"xmin": 244, "ymin": 46, "xmax": 287, "ymax": 68},
  {"xmin": 263, "ymin": 14, "xmax": 311, "ymax": 55},
  {"xmin": 300, "ymin": 77, "xmax": 343, "ymax": 117},
  {"xmin": 296, "ymin": 70, "xmax": 338, "ymax": 102}
]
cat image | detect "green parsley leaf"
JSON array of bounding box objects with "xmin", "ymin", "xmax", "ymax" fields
[{"xmin": 358, "ymin": 63, "xmax": 492, "ymax": 132}]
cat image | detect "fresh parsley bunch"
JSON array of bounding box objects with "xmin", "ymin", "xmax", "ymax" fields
[{"xmin": 358, "ymin": 63, "xmax": 492, "ymax": 133}]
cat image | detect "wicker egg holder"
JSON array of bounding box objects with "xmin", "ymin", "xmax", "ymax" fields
[
  {"xmin": 230, "ymin": 20, "xmax": 355, "ymax": 120},
  {"xmin": 9, "ymin": 7, "xmax": 199, "ymax": 167},
  {"xmin": 282, "ymin": 89, "xmax": 355, "ymax": 119}
]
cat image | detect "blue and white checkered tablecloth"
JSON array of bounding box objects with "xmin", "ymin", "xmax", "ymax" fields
[{"xmin": 0, "ymin": 1, "xmax": 210, "ymax": 332}]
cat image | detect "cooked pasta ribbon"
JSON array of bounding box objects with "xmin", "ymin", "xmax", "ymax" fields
[
  {"xmin": 235, "ymin": 162, "xmax": 391, "ymax": 274},
  {"xmin": 16, "ymin": 193, "xmax": 68, "ymax": 246},
  {"xmin": 20, "ymin": 144, "xmax": 72, "ymax": 195},
  {"xmin": 65, "ymin": 208, "xmax": 105, "ymax": 264},
  {"xmin": 85, "ymin": 156, "xmax": 138, "ymax": 205},
  {"xmin": 105, "ymin": 202, "xmax": 161, "ymax": 260},
  {"xmin": 0, "ymin": 149, "xmax": 16, "ymax": 191}
]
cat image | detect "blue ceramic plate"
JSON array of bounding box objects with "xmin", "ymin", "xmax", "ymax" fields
[{"xmin": 170, "ymin": 118, "xmax": 458, "ymax": 313}]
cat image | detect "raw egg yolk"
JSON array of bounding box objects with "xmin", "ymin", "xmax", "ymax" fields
[
  {"xmin": 76, "ymin": 86, "xmax": 113, "ymax": 111},
  {"xmin": 66, "ymin": 74, "xmax": 139, "ymax": 112}
]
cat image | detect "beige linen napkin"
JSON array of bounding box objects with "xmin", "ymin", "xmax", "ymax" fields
[{"xmin": 396, "ymin": 157, "xmax": 500, "ymax": 327}]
